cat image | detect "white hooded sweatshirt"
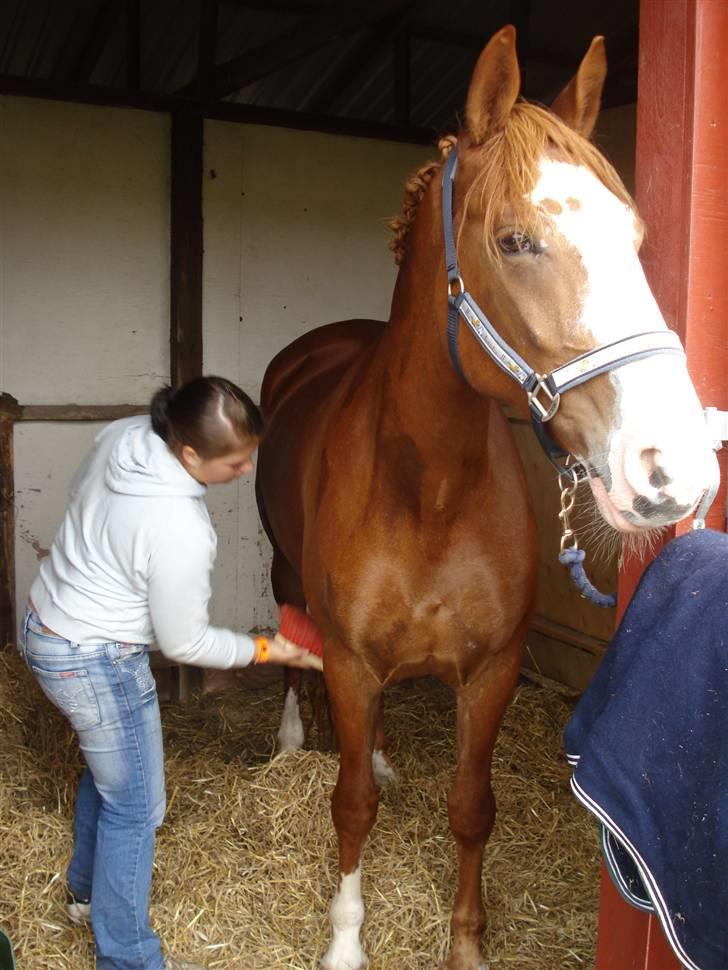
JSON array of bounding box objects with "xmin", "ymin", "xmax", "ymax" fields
[{"xmin": 30, "ymin": 416, "xmax": 255, "ymax": 668}]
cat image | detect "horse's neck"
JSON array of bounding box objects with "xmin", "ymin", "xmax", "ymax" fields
[{"xmin": 366, "ymin": 243, "xmax": 492, "ymax": 466}]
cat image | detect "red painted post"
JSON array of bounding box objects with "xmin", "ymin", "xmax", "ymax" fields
[{"xmin": 595, "ymin": 0, "xmax": 728, "ymax": 966}]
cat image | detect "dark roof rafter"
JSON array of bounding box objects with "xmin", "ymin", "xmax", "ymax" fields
[
  {"xmin": 61, "ymin": 2, "xmax": 121, "ymax": 83},
  {"xmin": 177, "ymin": 0, "xmax": 416, "ymax": 99},
  {"xmin": 299, "ymin": 12, "xmax": 407, "ymax": 115}
]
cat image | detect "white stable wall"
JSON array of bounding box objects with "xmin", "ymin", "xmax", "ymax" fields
[
  {"xmin": 3, "ymin": 95, "xmax": 430, "ymax": 636},
  {"xmin": 1, "ymin": 96, "xmax": 169, "ymax": 636},
  {"xmin": 0, "ymin": 97, "xmax": 170, "ymax": 404}
]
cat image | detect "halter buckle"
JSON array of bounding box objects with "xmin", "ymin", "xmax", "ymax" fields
[
  {"xmin": 527, "ymin": 375, "xmax": 560, "ymax": 421},
  {"xmin": 447, "ymin": 276, "xmax": 464, "ymax": 298}
]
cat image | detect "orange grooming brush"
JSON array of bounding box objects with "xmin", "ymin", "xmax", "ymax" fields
[{"xmin": 278, "ymin": 604, "xmax": 324, "ymax": 660}]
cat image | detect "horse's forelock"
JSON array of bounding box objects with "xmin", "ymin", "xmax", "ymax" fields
[
  {"xmin": 460, "ymin": 102, "xmax": 636, "ymax": 261},
  {"xmin": 389, "ymin": 103, "xmax": 635, "ymax": 266}
]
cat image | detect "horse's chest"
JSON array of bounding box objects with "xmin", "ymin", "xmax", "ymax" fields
[
  {"xmin": 315, "ymin": 523, "xmax": 535, "ymax": 667},
  {"xmin": 308, "ymin": 440, "xmax": 537, "ymax": 664}
]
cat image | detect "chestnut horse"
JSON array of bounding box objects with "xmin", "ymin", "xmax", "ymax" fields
[{"xmin": 256, "ymin": 27, "xmax": 718, "ymax": 970}]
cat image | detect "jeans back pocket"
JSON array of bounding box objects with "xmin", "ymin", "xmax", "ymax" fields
[{"xmin": 31, "ymin": 666, "xmax": 101, "ymax": 732}]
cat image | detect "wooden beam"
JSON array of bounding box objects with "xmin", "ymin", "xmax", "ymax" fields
[
  {"xmin": 0, "ymin": 395, "xmax": 22, "ymax": 420},
  {"xmin": 0, "ymin": 74, "xmax": 433, "ymax": 145},
  {"xmin": 178, "ymin": 0, "xmax": 415, "ymax": 99},
  {"xmin": 18, "ymin": 404, "xmax": 148, "ymax": 422},
  {"xmin": 170, "ymin": 110, "xmax": 204, "ymax": 388},
  {"xmin": 169, "ymin": 111, "xmax": 205, "ymax": 702},
  {"xmin": 0, "ymin": 395, "xmax": 21, "ymax": 649}
]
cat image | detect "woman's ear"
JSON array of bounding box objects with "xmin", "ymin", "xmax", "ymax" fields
[{"xmin": 181, "ymin": 444, "xmax": 202, "ymax": 469}]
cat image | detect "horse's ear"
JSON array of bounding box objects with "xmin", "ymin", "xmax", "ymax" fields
[
  {"xmin": 465, "ymin": 25, "xmax": 520, "ymax": 144},
  {"xmin": 550, "ymin": 36, "xmax": 607, "ymax": 139}
]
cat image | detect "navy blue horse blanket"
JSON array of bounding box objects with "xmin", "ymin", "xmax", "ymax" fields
[{"xmin": 564, "ymin": 528, "xmax": 728, "ymax": 970}]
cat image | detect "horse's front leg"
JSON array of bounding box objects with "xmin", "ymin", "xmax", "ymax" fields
[
  {"xmin": 444, "ymin": 636, "xmax": 524, "ymax": 970},
  {"xmin": 320, "ymin": 645, "xmax": 381, "ymax": 970}
]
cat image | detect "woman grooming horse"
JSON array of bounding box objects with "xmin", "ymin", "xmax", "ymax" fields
[{"xmin": 20, "ymin": 376, "xmax": 316, "ymax": 970}]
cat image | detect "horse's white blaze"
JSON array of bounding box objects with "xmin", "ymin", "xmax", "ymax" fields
[
  {"xmin": 277, "ymin": 686, "xmax": 304, "ymax": 752},
  {"xmin": 320, "ymin": 867, "xmax": 368, "ymax": 970},
  {"xmin": 531, "ymin": 160, "xmax": 719, "ymax": 527}
]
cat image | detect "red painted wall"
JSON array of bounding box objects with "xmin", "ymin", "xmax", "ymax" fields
[{"xmin": 596, "ymin": 0, "xmax": 728, "ymax": 966}]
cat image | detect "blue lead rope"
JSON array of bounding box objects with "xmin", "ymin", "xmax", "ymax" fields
[{"xmin": 559, "ymin": 547, "xmax": 617, "ymax": 608}]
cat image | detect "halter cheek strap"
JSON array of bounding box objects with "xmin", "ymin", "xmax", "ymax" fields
[{"xmin": 441, "ymin": 147, "xmax": 685, "ymax": 468}]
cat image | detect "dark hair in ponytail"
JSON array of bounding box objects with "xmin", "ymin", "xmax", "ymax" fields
[{"xmin": 150, "ymin": 376, "xmax": 264, "ymax": 458}]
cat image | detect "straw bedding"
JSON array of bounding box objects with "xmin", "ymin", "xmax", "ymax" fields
[{"xmin": 0, "ymin": 649, "xmax": 599, "ymax": 969}]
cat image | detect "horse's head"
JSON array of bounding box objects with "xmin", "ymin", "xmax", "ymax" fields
[{"xmin": 447, "ymin": 26, "xmax": 718, "ymax": 534}]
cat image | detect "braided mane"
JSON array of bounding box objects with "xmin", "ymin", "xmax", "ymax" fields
[{"xmin": 387, "ymin": 136, "xmax": 456, "ymax": 266}]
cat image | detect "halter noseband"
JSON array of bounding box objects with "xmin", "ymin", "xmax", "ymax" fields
[{"xmin": 441, "ymin": 148, "xmax": 685, "ymax": 470}]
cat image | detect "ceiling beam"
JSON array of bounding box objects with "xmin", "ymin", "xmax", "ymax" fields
[
  {"xmin": 0, "ymin": 72, "xmax": 434, "ymax": 144},
  {"xmin": 299, "ymin": 12, "xmax": 406, "ymax": 115},
  {"xmin": 177, "ymin": 0, "xmax": 415, "ymax": 99}
]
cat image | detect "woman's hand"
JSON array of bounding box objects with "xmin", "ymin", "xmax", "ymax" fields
[{"xmin": 261, "ymin": 633, "xmax": 323, "ymax": 671}]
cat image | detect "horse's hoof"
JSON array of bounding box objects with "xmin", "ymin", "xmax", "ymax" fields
[
  {"xmin": 319, "ymin": 943, "xmax": 369, "ymax": 970},
  {"xmin": 441, "ymin": 943, "xmax": 487, "ymax": 970},
  {"xmin": 441, "ymin": 962, "xmax": 487, "ymax": 970},
  {"xmin": 319, "ymin": 958, "xmax": 369, "ymax": 970},
  {"xmin": 319, "ymin": 957, "xmax": 369, "ymax": 970}
]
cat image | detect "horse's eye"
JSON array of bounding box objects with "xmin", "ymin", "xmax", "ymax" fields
[{"xmin": 498, "ymin": 232, "xmax": 536, "ymax": 255}]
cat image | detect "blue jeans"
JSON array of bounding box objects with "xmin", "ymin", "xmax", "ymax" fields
[{"xmin": 20, "ymin": 609, "xmax": 166, "ymax": 970}]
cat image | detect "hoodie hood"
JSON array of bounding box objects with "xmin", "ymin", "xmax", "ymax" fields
[{"xmin": 105, "ymin": 417, "xmax": 206, "ymax": 498}]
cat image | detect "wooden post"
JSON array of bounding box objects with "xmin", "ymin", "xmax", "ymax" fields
[
  {"xmin": 595, "ymin": 1, "xmax": 728, "ymax": 967},
  {"xmin": 0, "ymin": 394, "xmax": 22, "ymax": 649},
  {"xmin": 170, "ymin": 109, "xmax": 205, "ymax": 700},
  {"xmin": 170, "ymin": 109, "xmax": 204, "ymax": 388}
]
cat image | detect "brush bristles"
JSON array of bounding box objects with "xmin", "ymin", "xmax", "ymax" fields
[{"xmin": 279, "ymin": 605, "xmax": 324, "ymax": 658}]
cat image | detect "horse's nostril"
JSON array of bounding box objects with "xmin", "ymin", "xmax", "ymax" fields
[
  {"xmin": 641, "ymin": 448, "xmax": 673, "ymax": 489},
  {"xmin": 633, "ymin": 495, "xmax": 656, "ymax": 519},
  {"xmin": 649, "ymin": 467, "xmax": 673, "ymax": 489},
  {"xmin": 633, "ymin": 494, "xmax": 690, "ymax": 521}
]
